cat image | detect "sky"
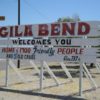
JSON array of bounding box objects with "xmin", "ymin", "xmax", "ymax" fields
[{"xmin": 0, "ymin": 0, "xmax": 100, "ymax": 26}]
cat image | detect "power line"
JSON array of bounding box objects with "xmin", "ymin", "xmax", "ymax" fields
[{"xmin": 23, "ymin": 0, "xmax": 51, "ymax": 21}]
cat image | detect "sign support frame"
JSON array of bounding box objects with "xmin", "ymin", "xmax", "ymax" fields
[
  {"xmin": 79, "ymin": 60, "xmax": 83, "ymax": 96},
  {"xmin": 5, "ymin": 58, "xmax": 9, "ymax": 87},
  {"xmin": 40, "ymin": 60, "xmax": 44, "ymax": 91}
]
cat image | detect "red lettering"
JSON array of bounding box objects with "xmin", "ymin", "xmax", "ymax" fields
[
  {"xmin": 71, "ymin": 48, "xmax": 76, "ymax": 54},
  {"xmin": 0, "ymin": 27, "xmax": 8, "ymax": 37},
  {"xmin": 24, "ymin": 25, "xmax": 32, "ymax": 36},
  {"xmin": 57, "ymin": 48, "xmax": 63, "ymax": 54},
  {"xmin": 66, "ymin": 48, "xmax": 70, "ymax": 54},
  {"xmin": 15, "ymin": 26, "xmax": 22, "ymax": 37},
  {"xmin": 39, "ymin": 24, "xmax": 48, "ymax": 36},
  {"xmin": 20, "ymin": 48, "xmax": 31, "ymax": 53},
  {"xmin": 10, "ymin": 26, "xmax": 13, "ymax": 37},
  {"xmin": 57, "ymin": 48, "xmax": 84, "ymax": 55},
  {"xmin": 78, "ymin": 22, "xmax": 90, "ymax": 35},
  {"xmin": 62, "ymin": 23, "xmax": 75, "ymax": 36},
  {"xmin": 51, "ymin": 24, "xmax": 60, "ymax": 36},
  {"xmin": 80, "ymin": 48, "xmax": 84, "ymax": 54},
  {"xmin": 0, "ymin": 22, "xmax": 91, "ymax": 38},
  {"xmin": 2, "ymin": 48, "xmax": 14, "ymax": 53}
]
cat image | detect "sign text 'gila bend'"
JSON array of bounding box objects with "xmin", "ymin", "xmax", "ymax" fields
[{"xmin": 0, "ymin": 21, "xmax": 100, "ymax": 38}]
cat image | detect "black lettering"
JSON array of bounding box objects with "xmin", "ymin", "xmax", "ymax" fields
[
  {"xmin": 55, "ymin": 39, "xmax": 60, "ymax": 45},
  {"xmin": 12, "ymin": 40, "xmax": 18, "ymax": 44}
]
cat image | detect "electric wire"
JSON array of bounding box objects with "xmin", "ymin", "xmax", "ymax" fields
[{"xmin": 23, "ymin": 0, "xmax": 51, "ymax": 21}]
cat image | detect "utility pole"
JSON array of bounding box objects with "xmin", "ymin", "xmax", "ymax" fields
[
  {"xmin": 17, "ymin": 0, "xmax": 20, "ymax": 68},
  {"xmin": 18, "ymin": 0, "xmax": 20, "ymax": 25}
]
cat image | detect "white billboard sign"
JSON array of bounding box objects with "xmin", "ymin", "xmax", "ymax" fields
[{"xmin": 0, "ymin": 21, "xmax": 99, "ymax": 63}]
